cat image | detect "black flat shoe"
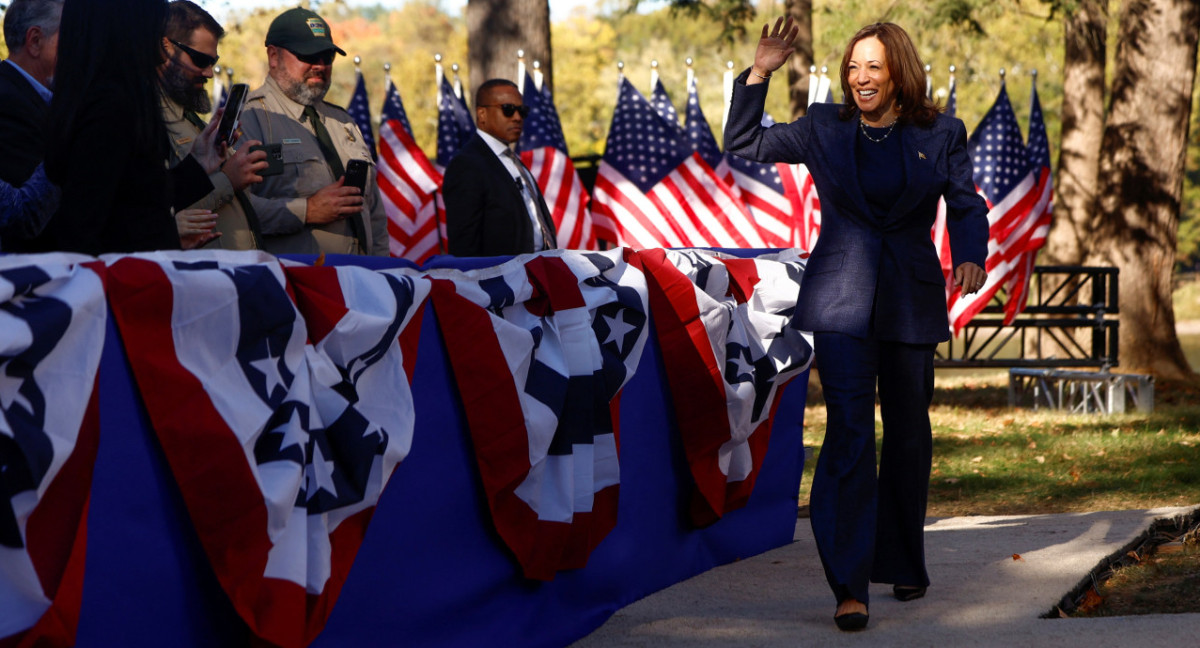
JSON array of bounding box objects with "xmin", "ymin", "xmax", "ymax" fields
[
  {"xmin": 893, "ymin": 585, "xmax": 927, "ymax": 602},
  {"xmin": 833, "ymin": 611, "xmax": 869, "ymax": 631}
]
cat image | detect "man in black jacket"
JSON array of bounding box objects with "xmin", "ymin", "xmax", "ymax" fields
[
  {"xmin": 0, "ymin": 0, "xmax": 61, "ymax": 243},
  {"xmin": 443, "ymin": 79, "xmax": 556, "ymax": 257}
]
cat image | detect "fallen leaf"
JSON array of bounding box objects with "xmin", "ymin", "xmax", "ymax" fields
[
  {"xmin": 1069, "ymin": 469, "xmax": 1081, "ymax": 482},
  {"xmin": 1126, "ymin": 550, "xmax": 1141, "ymax": 562},
  {"xmin": 944, "ymin": 478, "xmax": 959, "ymax": 484},
  {"xmin": 1077, "ymin": 587, "xmax": 1104, "ymax": 614},
  {"xmin": 1027, "ymin": 440, "xmax": 1038, "ymax": 449},
  {"xmin": 1093, "ymin": 449, "xmax": 1106, "ymax": 457},
  {"xmin": 1035, "ymin": 456, "xmax": 1046, "ymax": 464},
  {"xmin": 971, "ymin": 456, "xmax": 983, "ymax": 463},
  {"xmin": 1012, "ymin": 553, "xmax": 1024, "ymax": 561},
  {"xmin": 1062, "ymin": 453, "xmax": 1073, "ymax": 460},
  {"xmin": 1002, "ymin": 417, "xmax": 1015, "ymax": 426},
  {"xmin": 1111, "ymin": 429, "xmax": 1120, "ymax": 437}
]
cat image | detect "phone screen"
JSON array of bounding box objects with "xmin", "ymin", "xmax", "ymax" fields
[
  {"xmin": 344, "ymin": 159, "xmax": 369, "ymax": 192},
  {"xmin": 215, "ymin": 83, "xmax": 249, "ymax": 147}
]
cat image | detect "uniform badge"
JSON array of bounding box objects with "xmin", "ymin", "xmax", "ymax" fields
[
  {"xmin": 919, "ymin": 151, "xmax": 927, "ymax": 160},
  {"xmin": 344, "ymin": 124, "xmax": 356, "ymax": 143}
]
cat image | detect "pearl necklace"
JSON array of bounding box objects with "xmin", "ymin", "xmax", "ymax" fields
[{"xmin": 859, "ymin": 117, "xmax": 898, "ymax": 143}]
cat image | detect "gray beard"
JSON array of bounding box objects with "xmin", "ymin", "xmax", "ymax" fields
[
  {"xmin": 162, "ymin": 60, "xmax": 212, "ymax": 114},
  {"xmin": 279, "ymin": 75, "xmax": 330, "ymax": 106}
]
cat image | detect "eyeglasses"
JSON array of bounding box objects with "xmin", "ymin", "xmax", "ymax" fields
[
  {"xmin": 288, "ymin": 49, "xmax": 336, "ymax": 66},
  {"xmin": 170, "ymin": 39, "xmax": 219, "ymax": 69},
  {"xmin": 480, "ymin": 103, "xmax": 530, "ymax": 118}
]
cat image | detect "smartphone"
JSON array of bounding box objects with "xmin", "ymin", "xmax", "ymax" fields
[
  {"xmin": 214, "ymin": 83, "xmax": 249, "ymax": 147},
  {"xmin": 343, "ymin": 159, "xmax": 370, "ymax": 192},
  {"xmin": 250, "ymin": 142, "xmax": 283, "ymax": 177}
]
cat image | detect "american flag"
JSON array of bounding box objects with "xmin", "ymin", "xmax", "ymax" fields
[
  {"xmin": 425, "ymin": 249, "xmax": 650, "ymax": 580},
  {"xmin": 1005, "ymin": 82, "xmax": 1053, "ymax": 324},
  {"xmin": 105, "ymin": 250, "xmax": 428, "ymax": 648},
  {"xmin": 949, "ymin": 83, "xmax": 1041, "ymax": 334},
  {"xmin": 638, "ymin": 248, "xmax": 813, "ymax": 526},
  {"xmin": 435, "ymin": 75, "xmax": 475, "ymax": 169},
  {"xmin": 347, "ymin": 69, "xmax": 377, "ymax": 160},
  {"xmin": 517, "ymin": 74, "xmax": 595, "ymax": 250},
  {"xmin": 650, "ymin": 78, "xmax": 682, "ymax": 128},
  {"xmin": 722, "ymin": 112, "xmax": 799, "ymax": 249},
  {"xmin": 377, "ymin": 78, "xmax": 444, "ymax": 263},
  {"xmin": 682, "ymin": 75, "xmax": 733, "ymax": 182},
  {"xmin": 592, "ymin": 77, "xmax": 763, "ymax": 249},
  {"xmin": 1, "ymin": 254, "xmax": 106, "ymax": 647},
  {"xmin": 434, "ymin": 74, "xmax": 474, "ymax": 245},
  {"xmin": 932, "ymin": 75, "xmax": 959, "ymax": 303}
]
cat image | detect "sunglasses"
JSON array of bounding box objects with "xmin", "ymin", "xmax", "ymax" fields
[
  {"xmin": 288, "ymin": 49, "xmax": 336, "ymax": 66},
  {"xmin": 170, "ymin": 39, "xmax": 218, "ymax": 69},
  {"xmin": 480, "ymin": 103, "xmax": 530, "ymax": 118}
]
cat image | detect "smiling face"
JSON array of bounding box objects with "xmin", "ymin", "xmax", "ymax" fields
[{"xmin": 847, "ymin": 36, "xmax": 898, "ymax": 126}]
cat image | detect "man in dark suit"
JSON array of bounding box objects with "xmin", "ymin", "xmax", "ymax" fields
[
  {"xmin": 0, "ymin": 0, "xmax": 61, "ymax": 245},
  {"xmin": 443, "ymin": 78, "xmax": 557, "ymax": 256}
]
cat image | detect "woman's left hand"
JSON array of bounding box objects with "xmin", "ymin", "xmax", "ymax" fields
[
  {"xmin": 191, "ymin": 108, "xmax": 227, "ymax": 175},
  {"xmin": 176, "ymin": 208, "xmax": 220, "ymax": 250},
  {"xmin": 954, "ymin": 262, "xmax": 987, "ymax": 295}
]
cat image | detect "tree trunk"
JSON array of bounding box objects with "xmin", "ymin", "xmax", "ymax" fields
[
  {"xmin": 1044, "ymin": 0, "xmax": 1107, "ymax": 267},
  {"xmin": 784, "ymin": 0, "xmax": 814, "ymax": 120},
  {"xmin": 1090, "ymin": 0, "xmax": 1200, "ymax": 380},
  {"xmin": 466, "ymin": 0, "xmax": 552, "ymax": 99}
]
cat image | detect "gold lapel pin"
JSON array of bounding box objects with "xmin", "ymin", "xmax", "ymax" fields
[{"xmin": 919, "ymin": 151, "xmax": 927, "ymax": 160}]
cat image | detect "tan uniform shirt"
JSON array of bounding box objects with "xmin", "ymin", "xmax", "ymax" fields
[
  {"xmin": 238, "ymin": 76, "xmax": 387, "ymax": 256},
  {"xmin": 162, "ymin": 96, "xmax": 260, "ymax": 251}
]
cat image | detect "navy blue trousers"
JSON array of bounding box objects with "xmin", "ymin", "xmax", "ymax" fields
[{"xmin": 809, "ymin": 331, "xmax": 935, "ymax": 605}]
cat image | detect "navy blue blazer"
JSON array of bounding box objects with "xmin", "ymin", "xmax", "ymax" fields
[
  {"xmin": 443, "ymin": 134, "xmax": 557, "ymax": 257},
  {"xmin": 724, "ymin": 71, "xmax": 988, "ymax": 344}
]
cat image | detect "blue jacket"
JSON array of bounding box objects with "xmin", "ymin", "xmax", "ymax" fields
[{"xmin": 724, "ymin": 71, "xmax": 988, "ymax": 344}]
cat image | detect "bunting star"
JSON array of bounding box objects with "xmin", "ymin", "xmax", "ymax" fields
[
  {"xmin": 250, "ymin": 353, "xmax": 287, "ymax": 400},
  {"xmin": 271, "ymin": 407, "xmax": 308, "ymax": 455},
  {"xmin": 602, "ymin": 310, "xmax": 637, "ymax": 354},
  {"xmin": 306, "ymin": 440, "xmax": 338, "ymax": 500}
]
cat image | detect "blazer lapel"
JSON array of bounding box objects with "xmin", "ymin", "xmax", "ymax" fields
[{"xmin": 885, "ymin": 125, "xmax": 944, "ymax": 222}]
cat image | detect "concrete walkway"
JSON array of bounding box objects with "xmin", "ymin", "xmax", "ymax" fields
[{"xmin": 573, "ymin": 507, "xmax": 1200, "ymax": 647}]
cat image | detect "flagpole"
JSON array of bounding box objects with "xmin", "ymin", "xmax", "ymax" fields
[
  {"xmin": 722, "ymin": 60, "xmax": 733, "ymax": 134},
  {"xmin": 925, "ymin": 63, "xmax": 932, "ymax": 99},
  {"xmin": 517, "ymin": 49, "xmax": 526, "ymax": 85},
  {"xmin": 532, "ymin": 61, "xmax": 544, "ymax": 92},
  {"xmin": 807, "ymin": 65, "xmax": 818, "ymax": 108},
  {"xmin": 650, "ymin": 59, "xmax": 659, "ymax": 90},
  {"xmin": 452, "ymin": 63, "xmax": 464, "ymax": 101},
  {"xmin": 435, "ymin": 53, "xmax": 445, "ymax": 105},
  {"xmin": 816, "ymin": 66, "xmax": 831, "ymax": 105}
]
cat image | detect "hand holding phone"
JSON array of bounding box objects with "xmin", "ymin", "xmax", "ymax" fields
[{"xmin": 343, "ymin": 159, "xmax": 370, "ymax": 192}]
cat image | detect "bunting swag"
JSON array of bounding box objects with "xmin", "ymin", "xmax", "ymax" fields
[
  {"xmin": 105, "ymin": 251, "xmax": 428, "ymax": 648},
  {"xmin": 638, "ymin": 249, "xmax": 813, "ymax": 527},
  {"xmin": 0, "ymin": 255, "xmax": 105, "ymax": 647},
  {"xmin": 427, "ymin": 250, "xmax": 649, "ymax": 580}
]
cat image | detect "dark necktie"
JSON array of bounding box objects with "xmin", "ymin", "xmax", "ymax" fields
[
  {"xmin": 304, "ymin": 105, "xmax": 368, "ymax": 252},
  {"xmin": 503, "ymin": 148, "xmax": 556, "ymax": 251},
  {"xmin": 182, "ymin": 110, "xmax": 264, "ymax": 249}
]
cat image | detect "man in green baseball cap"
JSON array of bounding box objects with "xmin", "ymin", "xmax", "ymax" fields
[{"xmin": 236, "ymin": 5, "xmax": 388, "ymax": 257}]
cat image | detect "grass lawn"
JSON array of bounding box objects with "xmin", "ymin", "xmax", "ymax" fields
[{"xmin": 798, "ymin": 371, "xmax": 1200, "ymax": 518}]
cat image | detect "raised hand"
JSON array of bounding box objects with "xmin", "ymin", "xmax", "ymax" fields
[{"xmin": 751, "ymin": 16, "xmax": 800, "ymax": 82}]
